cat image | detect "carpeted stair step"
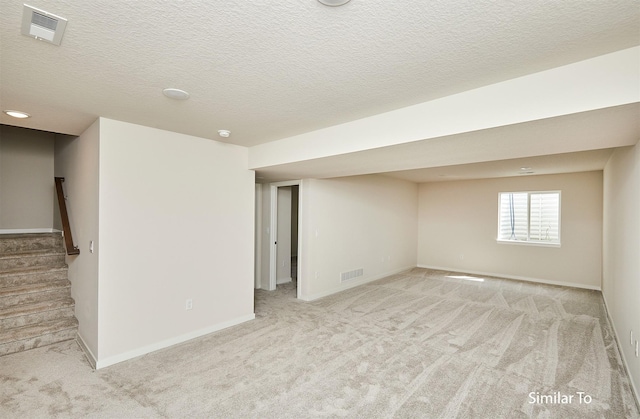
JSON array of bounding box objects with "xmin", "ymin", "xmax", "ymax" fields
[
  {"xmin": 0, "ymin": 266, "xmax": 69, "ymax": 289},
  {"xmin": 0, "ymin": 297, "xmax": 75, "ymax": 330},
  {"xmin": 0, "ymin": 232, "xmax": 78, "ymax": 357},
  {"xmin": 0, "ymin": 251, "xmax": 66, "ymax": 272},
  {"xmin": 0, "ymin": 317, "xmax": 78, "ymax": 357},
  {"xmin": 0, "ymin": 233, "xmax": 64, "ymax": 255},
  {"xmin": 0, "ymin": 280, "xmax": 71, "ymax": 310}
]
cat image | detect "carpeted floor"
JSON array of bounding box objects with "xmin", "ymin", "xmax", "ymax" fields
[{"xmin": 1, "ymin": 268, "xmax": 638, "ymax": 418}]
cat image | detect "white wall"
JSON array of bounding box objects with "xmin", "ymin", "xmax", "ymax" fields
[
  {"xmin": 96, "ymin": 118, "xmax": 255, "ymax": 367},
  {"xmin": 55, "ymin": 118, "xmax": 256, "ymax": 367},
  {"xmin": 0, "ymin": 125, "xmax": 55, "ymax": 230},
  {"xmin": 418, "ymin": 171, "xmax": 603, "ymax": 289},
  {"xmin": 54, "ymin": 120, "xmax": 101, "ymax": 360},
  {"xmin": 603, "ymin": 144, "xmax": 640, "ymax": 400},
  {"xmin": 299, "ymin": 175, "xmax": 418, "ymax": 300}
]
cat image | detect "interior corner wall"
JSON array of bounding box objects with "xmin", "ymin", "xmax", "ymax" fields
[
  {"xmin": 417, "ymin": 171, "xmax": 603, "ymax": 289},
  {"xmin": 96, "ymin": 118, "xmax": 255, "ymax": 367},
  {"xmin": 603, "ymin": 144, "xmax": 640, "ymax": 400},
  {"xmin": 0, "ymin": 125, "xmax": 55, "ymax": 230},
  {"xmin": 299, "ymin": 175, "xmax": 418, "ymax": 301},
  {"xmin": 53, "ymin": 119, "xmax": 101, "ymax": 361}
]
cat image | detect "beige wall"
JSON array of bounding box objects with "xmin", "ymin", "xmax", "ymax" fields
[
  {"xmin": 603, "ymin": 144, "xmax": 640, "ymax": 400},
  {"xmin": 54, "ymin": 121, "xmax": 101, "ymax": 360},
  {"xmin": 418, "ymin": 171, "xmax": 603, "ymax": 289},
  {"xmin": 0, "ymin": 125, "xmax": 55, "ymax": 230},
  {"xmin": 299, "ymin": 175, "xmax": 418, "ymax": 300}
]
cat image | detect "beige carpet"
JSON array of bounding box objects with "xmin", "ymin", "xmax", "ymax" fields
[{"xmin": 1, "ymin": 268, "xmax": 638, "ymax": 418}]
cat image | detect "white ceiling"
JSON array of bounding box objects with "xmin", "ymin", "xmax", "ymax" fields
[
  {"xmin": 384, "ymin": 149, "xmax": 616, "ymax": 184},
  {"xmin": 253, "ymin": 104, "xmax": 640, "ymax": 182},
  {"xmin": 1, "ymin": 1, "xmax": 639, "ymax": 181}
]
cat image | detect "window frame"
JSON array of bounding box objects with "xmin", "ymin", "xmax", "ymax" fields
[{"xmin": 496, "ymin": 190, "xmax": 562, "ymax": 248}]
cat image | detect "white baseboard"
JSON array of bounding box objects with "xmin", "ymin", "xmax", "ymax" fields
[
  {"xmin": 95, "ymin": 313, "xmax": 255, "ymax": 369},
  {"xmin": 277, "ymin": 277, "xmax": 292, "ymax": 285},
  {"xmin": 0, "ymin": 228, "xmax": 60, "ymax": 234},
  {"xmin": 417, "ymin": 265, "xmax": 601, "ymax": 291},
  {"xmin": 300, "ymin": 265, "xmax": 414, "ymax": 302},
  {"xmin": 76, "ymin": 333, "xmax": 97, "ymax": 370},
  {"xmin": 602, "ymin": 293, "xmax": 640, "ymax": 409}
]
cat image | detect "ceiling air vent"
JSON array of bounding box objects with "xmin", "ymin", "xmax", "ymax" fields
[{"xmin": 21, "ymin": 4, "xmax": 67, "ymax": 46}]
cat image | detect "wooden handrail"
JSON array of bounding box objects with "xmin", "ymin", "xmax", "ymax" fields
[{"xmin": 54, "ymin": 177, "xmax": 80, "ymax": 255}]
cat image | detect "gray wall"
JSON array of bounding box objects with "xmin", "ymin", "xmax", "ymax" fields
[{"xmin": 0, "ymin": 125, "xmax": 55, "ymax": 230}]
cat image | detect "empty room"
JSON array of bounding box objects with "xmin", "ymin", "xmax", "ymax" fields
[{"xmin": 1, "ymin": 1, "xmax": 639, "ymax": 417}]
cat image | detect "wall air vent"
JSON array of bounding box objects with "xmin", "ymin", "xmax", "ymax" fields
[
  {"xmin": 21, "ymin": 4, "xmax": 68, "ymax": 46},
  {"xmin": 340, "ymin": 268, "xmax": 364, "ymax": 282}
]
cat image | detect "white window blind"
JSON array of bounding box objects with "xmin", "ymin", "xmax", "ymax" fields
[{"xmin": 498, "ymin": 191, "xmax": 560, "ymax": 245}]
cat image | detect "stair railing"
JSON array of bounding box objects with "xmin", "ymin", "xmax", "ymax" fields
[{"xmin": 54, "ymin": 177, "xmax": 80, "ymax": 255}]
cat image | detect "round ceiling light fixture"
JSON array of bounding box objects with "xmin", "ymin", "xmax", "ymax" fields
[
  {"xmin": 162, "ymin": 88, "xmax": 190, "ymax": 100},
  {"xmin": 218, "ymin": 130, "xmax": 231, "ymax": 138},
  {"xmin": 3, "ymin": 110, "xmax": 31, "ymax": 119},
  {"xmin": 318, "ymin": 0, "xmax": 351, "ymax": 6}
]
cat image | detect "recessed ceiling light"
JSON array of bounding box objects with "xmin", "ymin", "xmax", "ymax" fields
[
  {"xmin": 218, "ymin": 130, "xmax": 231, "ymax": 138},
  {"xmin": 520, "ymin": 167, "xmax": 532, "ymax": 171},
  {"xmin": 3, "ymin": 110, "xmax": 31, "ymax": 119},
  {"xmin": 162, "ymin": 88, "xmax": 190, "ymax": 100},
  {"xmin": 318, "ymin": 0, "xmax": 351, "ymax": 6}
]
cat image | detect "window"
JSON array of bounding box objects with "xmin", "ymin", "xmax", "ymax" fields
[{"xmin": 497, "ymin": 191, "xmax": 561, "ymax": 246}]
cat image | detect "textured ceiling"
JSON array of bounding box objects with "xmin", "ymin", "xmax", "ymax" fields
[{"xmin": 1, "ymin": 0, "xmax": 639, "ymax": 148}]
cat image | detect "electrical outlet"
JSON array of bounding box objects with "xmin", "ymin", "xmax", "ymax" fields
[
  {"xmin": 185, "ymin": 299, "xmax": 193, "ymax": 310},
  {"xmin": 631, "ymin": 330, "xmax": 634, "ymax": 346},
  {"xmin": 636, "ymin": 341, "xmax": 638, "ymax": 358},
  {"xmin": 315, "ymin": 271, "xmax": 319, "ymax": 279}
]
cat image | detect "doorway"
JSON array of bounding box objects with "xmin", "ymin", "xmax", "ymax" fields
[{"xmin": 269, "ymin": 180, "xmax": 301, "ymax": 298}]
